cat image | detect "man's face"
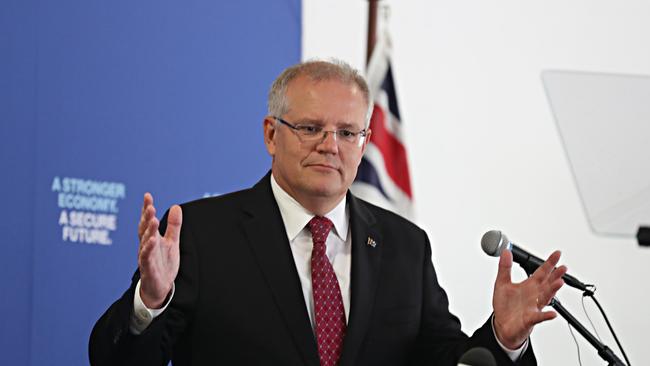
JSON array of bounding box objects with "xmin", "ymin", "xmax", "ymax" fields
[{"xmin": 264, "ymin": 75, "xmax": 370, "ymax": 209}]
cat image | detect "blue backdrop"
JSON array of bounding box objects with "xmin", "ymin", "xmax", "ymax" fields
[{"xmin": 0, "ymin": 1, "xmax": 301, "ymax": 364}]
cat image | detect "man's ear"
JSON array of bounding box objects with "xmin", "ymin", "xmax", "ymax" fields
[{"xmin": 263, "ymin": 116, "xmax": 277, "ymax": 156}]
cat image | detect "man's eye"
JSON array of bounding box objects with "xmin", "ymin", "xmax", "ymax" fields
[
  {"xmin": 339, "ymin": 130, "xmax": 355, "ymax": 138},
  {"xmin": 298, "ymin": 125, "xmax": 320, "ymax": 134}
]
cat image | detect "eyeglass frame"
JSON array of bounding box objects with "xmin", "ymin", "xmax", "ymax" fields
[{"xmin": 273, "ymin": 116, "xmax": 368, "ymax": 147}]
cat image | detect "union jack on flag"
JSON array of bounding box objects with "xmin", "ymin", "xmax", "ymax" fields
[{"xmin": 352, "ymin": 30, "xmax": 414, "ymax": 220}]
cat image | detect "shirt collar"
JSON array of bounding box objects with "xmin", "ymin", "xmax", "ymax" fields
[{"xmin": 270, "ymin": 174, "xmax": 349, "ymax": 242}]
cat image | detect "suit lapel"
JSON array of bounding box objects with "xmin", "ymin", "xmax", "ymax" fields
[
  {"xmin": 241, "ymin": 174, "xmax": 320, "ymax": 366},
  {"xmin": 339, "ymin": 194, "xmax": 383, "ymax": 366}
]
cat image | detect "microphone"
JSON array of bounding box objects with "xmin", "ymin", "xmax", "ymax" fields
[
  {"xmin": 457, "ymin": 347, "xmax": 496, "ymax": 366},
  {"xmin": 481, "ymin": 230, "xmax": 591, "ymax": 292}
]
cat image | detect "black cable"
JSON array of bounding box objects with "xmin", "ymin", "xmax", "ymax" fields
[{"xmin": 583, "ymin": 291, "xmax": 631, "ymax": 366}]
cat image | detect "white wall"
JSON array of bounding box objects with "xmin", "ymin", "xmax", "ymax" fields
[{"xmin": 303, "ymin": 1, "xmax": 650, "ymax": 364}]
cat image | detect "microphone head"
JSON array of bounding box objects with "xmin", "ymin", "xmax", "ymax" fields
[
  {"xmin": 458, "ymin": 347, "xmax": 497, "ymax": 366},
  {"xmin": 481, "ymin": 230, "xmax": 509, "ymax": 257}
]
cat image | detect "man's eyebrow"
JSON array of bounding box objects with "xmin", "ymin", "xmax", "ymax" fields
[
  {"xmin": 294, "ymin": 118, "xmax": 325, "ymax": 125},
  {"xmin": 295, "ymin": 118, "xmax": 362, "ymax": 130},
  {"xmin": 336, "ymin": 122, "xmax": 358, "ymax": 130}
]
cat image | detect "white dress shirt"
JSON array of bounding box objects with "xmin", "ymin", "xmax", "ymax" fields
[{"xmin": 270, "ymin": 174, "xmax": 352, "ymax": 329}]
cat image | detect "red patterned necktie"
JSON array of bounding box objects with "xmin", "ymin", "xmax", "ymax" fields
[{"xmin": 308, "ymin": 216, "xmax": 346, "ymax": 366}]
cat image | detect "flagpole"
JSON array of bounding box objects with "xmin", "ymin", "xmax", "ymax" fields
[{"xmin": 367, "ymin": 0, "xmax": 379, "ymax": 65}]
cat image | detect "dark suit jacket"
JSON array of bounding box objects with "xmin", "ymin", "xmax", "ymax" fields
[{"xmin": 89, "ymin": 173, "xmax": 536, "ymax": 365}]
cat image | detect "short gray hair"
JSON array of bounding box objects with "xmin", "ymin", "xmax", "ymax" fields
[{"xmin": 267, "ymin": 59, "xmax": 372, "ymax": 126}]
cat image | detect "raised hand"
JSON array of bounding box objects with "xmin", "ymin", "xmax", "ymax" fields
[
  {"xmin": 492, "ymin": 249, "xmax": 567, "ymax": 349},
  {"xmin": 137, "ymin": 193, "xmax": 182, "ymax": 309}
]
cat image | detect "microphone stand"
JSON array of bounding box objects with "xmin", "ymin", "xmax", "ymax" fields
[
  {"xmin": 549, "ymin": 297, "xmax": 626, "ymax": 366},
  {"xmin": 520, "ymin": 265, "xmax": 626, "ymax": 365}
]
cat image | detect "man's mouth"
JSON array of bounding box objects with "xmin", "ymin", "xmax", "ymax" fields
[{"xmin": 306, "ymin": 163, "xmax": 339, "ymax": 171}]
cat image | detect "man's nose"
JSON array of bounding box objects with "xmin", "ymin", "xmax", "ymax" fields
[{"xmin": 316, "ymin": 131, "xmax": 339, "ymax": 153}]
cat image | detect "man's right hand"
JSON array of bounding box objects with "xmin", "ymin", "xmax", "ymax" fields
[{"xmin": 137, "ymin": 193, "xmax": 183, "ymax": 309}]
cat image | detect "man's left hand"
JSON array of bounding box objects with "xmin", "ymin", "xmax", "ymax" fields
[{"xmin": 492, "ymin": 249, "xmax": 567, "ymax": 349}]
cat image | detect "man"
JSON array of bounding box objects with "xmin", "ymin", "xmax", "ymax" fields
[{"xmin": 89, "ymin": 60, "xmax": 566, "ymax": 365}]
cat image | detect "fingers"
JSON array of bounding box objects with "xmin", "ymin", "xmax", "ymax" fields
[
  {"xmin": 527, "ymin": 309, "xmax": 557, "ymax": 326},
  {"xmin": 138, "ymin": 193, "xmax": 156, "ymax": 241},
  {"xmin": 521, "ymin": 252, "xmax": 564, "ymax": 312},
  {"xmin": 138, "ymin": 193, "xmax": 159, "ymax": 262},
  {"xmin": 532, "ymin": 250, "xmax": 562, "ymax": 282},
  {"xmin": 142, "ymin": 192, "xmax": 153, "ymax": 213},
  {"xmin": 495, "ymin": 249, "xmax": 513, "ymax": 286},
  {"xmin": 135, "ymin": 195, "xmax": 181, "ymax": 308},
  {"xmin": 529, "ymin": 251, "xmax": 565, "ymax": 302},
  {"xmin": 138, "ymin": 205, "xmax": 156, "ymax": 240},
  {"xmin": 548, "ymin": 264, "xmax": 568, "ymax": 283},
  {"xmin": 164, "ymin": 205, "xmax": 183, "ymax": 244},
  {"xmin": 139, "ymin": 214, "xmax": 160, "ymax": 258},
  {"xmin": 537, "ymin": 275, "xmax": 565, "ymax": 309},
  {"xmin": 139, "ymin": 223, "xmax": 158, "ymax": 266}
]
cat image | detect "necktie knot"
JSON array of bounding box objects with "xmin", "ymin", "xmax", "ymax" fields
[{"xmin": 308, "ymin": 216, "xmax": 334, "ymax": 251}]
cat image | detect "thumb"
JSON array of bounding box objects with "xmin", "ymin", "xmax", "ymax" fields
[
  {"xmin": 164, "ymin": 205, "xmax": 183, "ymax": 243},
  {"xmin": 496, "ymin": 249, "xmax": 513, "ymax": 286}
]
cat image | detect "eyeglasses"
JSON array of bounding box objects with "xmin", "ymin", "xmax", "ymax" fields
[{"xmin": 274, "ymin": 117, "xmax": 368, "ymax": 147}]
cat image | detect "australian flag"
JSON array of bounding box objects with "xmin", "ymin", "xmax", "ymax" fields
[{"xmin": 352, "ymin": 30, "xmax": 414, "ymax": 220}]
